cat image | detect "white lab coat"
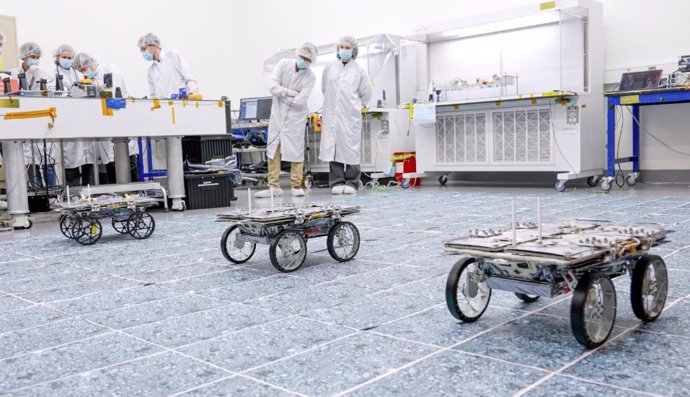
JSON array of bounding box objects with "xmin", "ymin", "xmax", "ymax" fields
[
  {"xmin": 319, "ymin": 59, "xmax": 372, "ymax": 165},
  {"xmin": 147, "ymin": 49, "xmax": 199, "ymax": 99},
  {"xmin": 93, "ymin": 63, "xmax": 130, "ymax": 164},
  {"xmin": 50, "ymin": 65, "xmax": 97, "ymax": 169},
  {"xmin": 267, "ymin": 59, "xmax": 316, "ymax": 163},
  {"xmin": 10, "ymin": 66, "xmax": 57, "ymax": 165}
]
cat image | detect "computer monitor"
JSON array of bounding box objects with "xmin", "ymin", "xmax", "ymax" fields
[
  {"xmin": 618, "ymin": 70, "xmax": 662, "ymax": 92},
  {"xmin": 238, "ymin": 97, "xmax": 272, "ymax": 121}
]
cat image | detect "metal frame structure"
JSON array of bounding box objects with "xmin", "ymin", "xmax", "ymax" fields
[
  {"xmin": 0, "ymin": 96, "xmax": 232, "ymax": 228},
  {"xmin": 602, "ymin": 87, "xmax": 690, "ymax": 191}
]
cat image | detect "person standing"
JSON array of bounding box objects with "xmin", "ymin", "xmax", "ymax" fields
[
  {"xmin": 320, "ymin": 36, "xmax": 372, "ymax": 195},
  {"xmin": 255, "ymin": 42, "xmax": 318, "ymax": 198}
]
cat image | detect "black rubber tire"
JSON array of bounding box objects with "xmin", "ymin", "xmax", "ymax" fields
[
  {"xmin": 631, "ymin": 254, "xmax": 668, "ymax": 322},
  {"xmin": 60, "ymin": 215, "xmax": 75, "ymax": 239},
  {"xmin": 439, "ymin": 175, "xmax": 448, "ymax": 186},
  {"xmin": 626, "ymin": 174, "xmax": 638, "ymax": 187},
  {"xmin": 446, "ymin": 257, "xmax": 491, "ymax": 322},
  {"xmin": 127, "ymin": 212, "xmax": 156, "ymax": 240},
  {"xmin": 555, "ymin": 181, "xmax": 566, "ymax": 192},
  {"xmin": 515, "ymin": 293, "xmax": 540, "ymax": 303},
  {"xmin": 269, "ymin": 230, "xmax": 307, "ymax": 273},
  {"xmin": 587, "ymin": 176, "xmax": 600, "ymax": 187},
  {"xmin": 570, "ymin": 272, "xmax": 617, "ymax": 348},
  {"xmin": 71, "ymin": 217, "xmax": 103, "ymax": 245},
  {"xmin": 326, "ymin": 221, "xmax": 360, "ymax": 262},
  {"xmin": 220, "ymin": 224, "xmax": 256, "ymax": 264},
  {"xmin": 112, "ymin": 218, "xmax": 130, "ymax": 234}
]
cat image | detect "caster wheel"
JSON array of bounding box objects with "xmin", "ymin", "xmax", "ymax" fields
[
  {"xmin": 220, "ymin": 224, "xmax": 256, "ymax": 264},
  {"xmin": 71, "ymin": 217, "xmax": 102, "ymax": 245},
  {"xmin": 630, "ymin": 255, "xmax": 667, "ymax": 322},
  {"xmin": 127, "ymin": 212, "xmax": 156, "ymax": 240},
  {"xmin": 601, "ymin": 179, "xmax": 612, "ymax": 192},
  {"xmin": 439, "ymin": 175, "xmax": 448, "ymax": 186},
  {"xmin": 269, "ymin": 230, "xmax": 307, "ymax": 272},
  {"xmin": 626, "ymin": 174, "xmax": 639, "ymax": 186},
  {"xmin": 555, "ymin": 181, "xmax": 566, "ymax": 192},
  {"xmin": 515, "ymin": 293, "xmax": 540, "ymax": 303},
  {"xmin": 401, "ymin": 179, "xmax": 411, "ymax": 189},
  {"xmin": 446, "ymin": 257, "xmax": 491, "ymax": 322},
  {"xmin": 327, "ymin": 221, "xmax": 360, "ymax": 262},
  {"xmin": 570, "ymin": 272, "xmax": 616, "ymax": 348},
  {"xmin": 587, "ymin": 176, "xmax": 600, "ymax": 187}
]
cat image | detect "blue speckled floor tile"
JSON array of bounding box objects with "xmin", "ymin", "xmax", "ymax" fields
[
  {"xmin": 179, "ymin": 316, "xmax": 353, "ymax": 372},
  {"xmin": 346, "ymin": 349, "xmax": 546, "ymax": 397},
  {"xmin": 565, "ymin": 330, "xmax": 690, "ymax": 396},
  {"xmin": 375, "ymin": 305, "xmax": 524, "ymax": 347},
  {"xmin": 84, "ymin": 294, "xmax": 226, "ymax": 329},
  {"xmin": 292, "ymin": 260, "xmax": 393, "ymax": 284},
  {"xmin": 122, "ymin": 262, "xmax": 231, "ymax": 284},
  {"xmin": 638, "ymin": 298, "xmax": 690, "ymax": 337},
  {"xmin": 0, "ymin": 294, "xmax": 32, "ymax": 313},
  {"xmin": 10, "ymin": 352, "xmax": 227, "ymax": 397},
  {"xmin": 249, "ymin": 332, "xmax": 437, "ymax": 396},
  {"xmin": 0, "ymin": 333, "xmax": 160, "ymax": 391},
  {"xmin": 17, "ymin": 277, "xmax": 138, "ymax": 303},
  {"xmin": 198, "ymin": 275, "xmax": 314, "ymax": 303},
  {"xmin": 50, "ymin": 285, "xmax": 184, "ymax": 315},
  {"xmin": 179, "ymin": 375, "xmax": 299, "ymax": 396},
  {"xmin": 0, "ymin": 317, "xmax": 108, "ymax": 359},
  {"xmin": 306, "ymin": 291, "xmax": 439, "ymax": 330},
  {"xmin": 162, "ymin": 269, "xmax": 273, "ymax": 292},
  {"xmin": 0, "ymin": 306, "xmax": 67, "ymax": 334},
  {"xmin": 251, "ymin": 281, "xmax": 377, "ymax": 315},
  {"xmin": 337, "ymin": 265, "xmax": 444, "ymax": 291},
  {"xmin": 455, "ymin": 313, "xmax": 625, "ymax": 370},
  {"xmin": 125, "ymin": 303, "xmax": 284, "ymax": 347},
  {"xmin": 523, "ymin": 375, "xmax": 652, "ymax": 397}
]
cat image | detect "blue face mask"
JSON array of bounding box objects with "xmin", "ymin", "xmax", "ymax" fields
[
  {"xmin": 86, "ymin": 69, "xmax": 97, "ymax": 79},
  {"xmin": 338, "ymin": 49, "xmax": 352, "ymax": 61},
  {"xmin": 59, "ymin": 58, "xmax": 73, "ymax": 69},
  {"xmin": 27, "ymin": 59, "xmax": 40, "ymax": 67},
  {"xmin": 296, "ymin": 58, "xmax": 310, "ymax": 70},
  {"xmin": 142, "ymin": 50, "xmax": 153, "ymax": 61}
]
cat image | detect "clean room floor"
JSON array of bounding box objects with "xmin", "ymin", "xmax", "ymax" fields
[{"xmin": 1, "ymin": 182, "xmax": 689, "ymax": 396}]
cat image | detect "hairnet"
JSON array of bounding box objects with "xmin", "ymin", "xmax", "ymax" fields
[
  {"xmin": 297, "ymin": 42, "xmax": 318, "ymax": 63},
  {"xmin": 73, "ymin": 53, "xmax": 96, "ymax": 70},
  {"xmin": 335, "ymin": 36, "xmax": 359, "ymax": 60},
  {"xmin": 0, "ymin": 31, "xmax": 5, "ymax": 45},
  {"xmin": 53, "ymin": 44, "xmax": 75, "ymax": 58},
  {"xmin": 137, "ymin": 33, "xmax": 161, "ymax": 49},
  {"xmin": 19, "ymin": 42, "xmax": 42, "ymax": 59}
]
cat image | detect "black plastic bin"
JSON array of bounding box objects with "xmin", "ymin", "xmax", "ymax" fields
[
  {"xmin": 182, "ymin": 135, "xmax": 233, "ymax": 164},
  {"xmin": 184, "ymin": 172, "xmax": 237, "ymax": 210}
]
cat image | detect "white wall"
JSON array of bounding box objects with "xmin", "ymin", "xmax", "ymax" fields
[{"xmin": 3, "ymin": 0, "xmax": 690, "ymax": 170}]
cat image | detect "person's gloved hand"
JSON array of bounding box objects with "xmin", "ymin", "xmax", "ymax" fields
[{"xmin": 287, "ymin": 89, "xmax": 299, "ymax": 97}]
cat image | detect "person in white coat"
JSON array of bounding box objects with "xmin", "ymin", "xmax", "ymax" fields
[
  {"xmin": 11, "ymin": 42, "xmax": 58, "ymax": 189},
  {"xmin": 320, "ymin": 36, "xmax": 372, "ymax": 195},
  {"xmin": 255, "ymin": 43, "xmax": 318, "ymax": 198},
  {"xmin": 137, "ymin": 33, "xmax": 199, "ymax": 99},
  {"xmin": 49, "ymin": 45, "xmax": 96, "ymax": 187},
  {"xmin": 74, "ymin": 52, "xmax": 136, "ymax": 184}
]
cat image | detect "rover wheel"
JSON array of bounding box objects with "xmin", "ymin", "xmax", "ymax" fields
[
  {"xmin": 327, "ymin": 221, "xmax": 360, "ymax": 262},
  {"xmin": 446, "ymin": 257, "xmax": 491, "ymax": 322},
  {"xmin": 631, "ymin": 254, "xmax": 668, "ymax": 322},
  {"xmin": 220, "ymin": 224, "xmax": 256, "ymax": 264},
  {"xmin": 571, "ymin": 272, "xmax": 616, "ymax": 348},
  {"xmin": 269, "ymin": 230, "xmax": 307, "ymax": 272}
]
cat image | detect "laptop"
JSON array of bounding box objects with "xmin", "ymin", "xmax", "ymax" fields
[{"xmin": 618, "ymin": 70, "xmax": 662, "ymax": 92}]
